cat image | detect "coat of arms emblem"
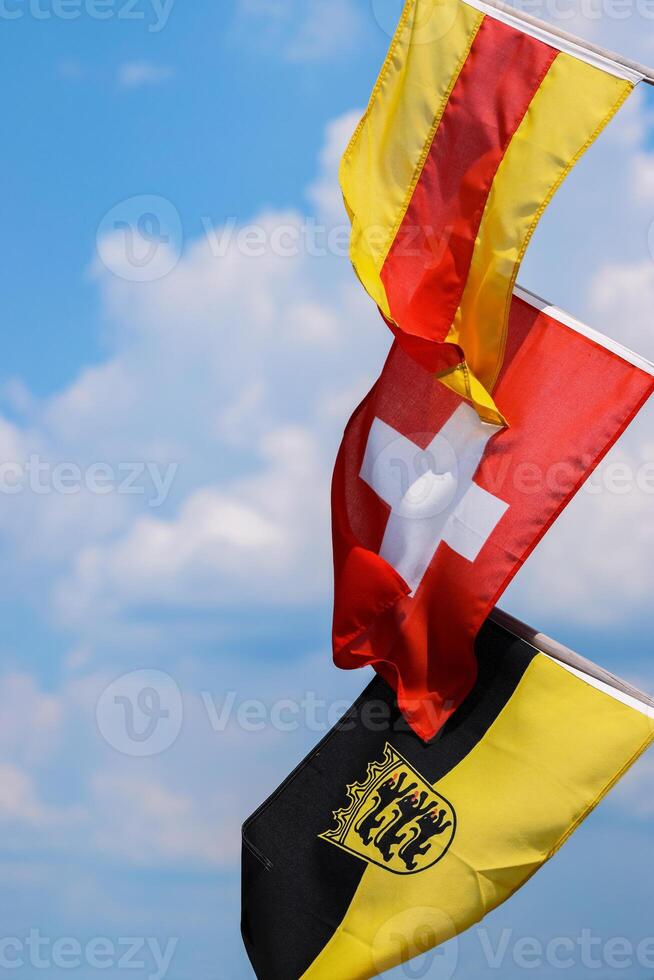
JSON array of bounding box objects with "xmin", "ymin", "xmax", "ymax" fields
[{"xmin": 320, "ymin": 743, "xmax": 456, "ymax": 875}]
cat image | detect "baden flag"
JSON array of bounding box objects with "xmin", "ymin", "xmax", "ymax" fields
[
  {"xmin": 341, "ymin": 0, "xmax": 644, "ymax": 422},
  {"xmin": 332, "ymin": 288, "xmax": 654, "ymax": 739},
  {"xmin": 241, "ymin": 612, "xmax": 654, "ymax": 980}
]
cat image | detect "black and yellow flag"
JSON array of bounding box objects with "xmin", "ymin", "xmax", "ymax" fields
[{"xmin": 242, "ymin": 614, "xmax": 653, "ymax": 980}]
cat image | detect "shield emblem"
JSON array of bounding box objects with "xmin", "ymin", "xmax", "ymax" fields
[{"xmin": 320, "ymin": 743, "xmax": 457, "ymax": 875}]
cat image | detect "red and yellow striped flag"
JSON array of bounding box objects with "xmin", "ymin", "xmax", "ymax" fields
[{"xmin": 340, "ymin": 0, "xmax": 641, "ymax": 423}]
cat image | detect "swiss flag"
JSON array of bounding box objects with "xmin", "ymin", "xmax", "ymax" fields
[{"xmin": 332, "ymin": 289, "xmax": 654, "ymax": 740}]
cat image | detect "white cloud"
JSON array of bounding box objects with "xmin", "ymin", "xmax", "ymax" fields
[
  {"xmin": 116, "ymin": 62, "xmax": 174, "ymax": 91},
  {"xmin": 589, "ymin": 258, "xmax": 654, "ymax": 358},
  {"xmin": 57, "ymin": 59, "xmax": 87, "ymax": 81},
  {"xmin": 631, "ymin": 151, "xmax": 654, "ymax": 202},
  {"xmin": 0, "ymin": 114, "xmax": 384, "ymax": 645},
  {"xmin": 65, "ymin": 645, "xmax": 92, "ymax": 672},
  {"xmin": 89, "ymin": 771, "xmax": 230, "ymax": 865},
  {"xmin": 47, "ymin": 123, "xmax": 383, "ymax": 630},
  {"xmin": 0, "ymin": 648, "xmax": 368, "ymax": 871},
  {"xmin": 306, "ymin": 109, "xmax": 362, "ymax": 225},
  {"xmin": 506, "ymin": 414, "xmax": 654, "ymax": 625},
  {"xmin": 0, "ymin": 764, "xmax": 67, "ymax": 827},
  {"xmin": 234, "ymin": 0, "xmax": 363, "ymax": 63},
  {"xmin": 55, "ymin": 426, "xmax": 331, "ymax": 625},
  {"xmin": 611, "ymin": 756, "xmax": 654, "ymax": 818},
  {"xmin": 284, "ymin": 0, "xmax": 363, "ymax": 62},
  {"xmin": 0, "ymin": 673, "xmax": 63, "ymax": 766}
]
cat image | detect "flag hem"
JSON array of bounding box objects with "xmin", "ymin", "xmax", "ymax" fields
[
  {"xmin": 547, "ymin": 656, "xmax": 654, "ymax": 719},
  {"xmin": 491, "ymin": 607, "xmax": 654, "ymax": 714},
  {"xmin": 462, "ymin": 0, "xmax": 644, "ymax": 82},
  {"xmin": 514, "ymin": 284, "xmax": 654, "ymax": 376}
]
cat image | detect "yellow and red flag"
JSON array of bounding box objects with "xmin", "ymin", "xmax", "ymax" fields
[{"xmin": 340, "ymin": 0, "xmax": 643, "ymax": 423}]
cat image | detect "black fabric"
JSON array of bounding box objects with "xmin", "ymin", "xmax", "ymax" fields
[{"xmin": 241, "ymin": 618, "xmax": 537, "ymax": 980}]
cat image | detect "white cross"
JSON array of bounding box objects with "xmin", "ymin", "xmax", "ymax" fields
[{"xmin": 360, "ymin": 404, "xmax": 509, "ymax": 595}]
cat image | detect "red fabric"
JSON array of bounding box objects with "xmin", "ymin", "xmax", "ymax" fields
[
  {"xmin": 380, "ymin": 19, "xmax": 557, "ymax": 365},
  {"xmin": 332, "ymin": 297, "xmax": 654, "ymax": 740}
]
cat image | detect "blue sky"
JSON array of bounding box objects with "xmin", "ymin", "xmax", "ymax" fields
[
  {"xmin": 0, "ymin": 1, "xmax": 654, "ymax": 978},
  {"xmin": 0, "ymin": 0, "xmax": 385, "ymax": 394}
]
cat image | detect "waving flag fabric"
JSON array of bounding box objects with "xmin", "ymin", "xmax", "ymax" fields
[
  {"xmin": 242, "ymin": 614, "xmax": 654, "ymax": 980},
  {"xmin": 332, "ymin": 288, "xmax": 654, "ymax": 740},
  {"xmin": 341, "ymin": 0, "xmax": 642, "ymax": 422}
]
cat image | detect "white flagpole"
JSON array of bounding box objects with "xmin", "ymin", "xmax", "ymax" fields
[
  {"xmin": 478, "ymin": 0, "xmax": 654, "ymax": 85},
  {"xmin": 491, "ymin": 607, "xmax": 654, "ymax": 710}
]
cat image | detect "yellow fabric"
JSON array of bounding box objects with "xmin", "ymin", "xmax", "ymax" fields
[
  {"xmin": 339, "ymin": 0, "xmax": 483, "ymax": 314},
  {"xmin": 437, "ymin": 361, "xmax": 508, "ymax": 426},
  {"xmin": 301, "ymin": 655, "xmax": 653, "ymax": 980},
  {"xmin": 340, "ymin": 0, "xmax": 635, "ymax": 426},
  {"xmin": 445, "ymin": 53, "xmax": 633, "ymax": 400}
]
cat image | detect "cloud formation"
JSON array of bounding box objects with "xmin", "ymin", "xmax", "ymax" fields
[
  {"xmin": 233, "ymin": 0, "xmax": 364, "ymax": 62},
  {"xmin": 0, "ymin": 116, "xmax": 384, "ymax": 652},
  {"xmin": 116, "ymin": 61, "xmax": 174, "ymax": 90}
]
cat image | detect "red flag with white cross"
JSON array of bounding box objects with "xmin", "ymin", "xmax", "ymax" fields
[{"xmin": 332, "ymin": 287, "xmax": 654, "ymax": 740}]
